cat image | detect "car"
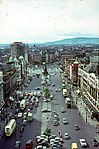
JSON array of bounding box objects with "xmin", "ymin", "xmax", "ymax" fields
[
  {"xmin": 54, "ymin": 114, "xmax": 59, "ymax": 121},
  {"xmin": 75, "ymin": 124, "xmax": 80, "ymax": 130},
  {"xmin": 64, "ymin": 133, "xmax": 70, "ymax": 140},
  {"xmin": 24, "ymin": 83, "xmax": 28, "ymax": 87},
  {"xmin": 17, "ymin": 113, "xmax": 23, "ymax": 118},
  {"xmin": 53, "ymin": 120, "xmax": 59, "ymax": 126},
  {"xmin": 22, "ymin": 120, "xmax": 27, "ymax": 126},
  {"xmin": 14, "ymin": 141, "xmax": 21, "ymax": 149},
  {"xmin": 62, "ymin": 118, "xmax": 68, "ymax": 124},
  {"xmin": 23, "ymin": 112, "xmax": 27, "ymax": 116},
  {"xmin": 79, "ymin": 139, "xmax": 88, "ymax": 147},
  {"xmin": 50, "ymin": 94, "xmax": 54, "ymax": 100},
  {"xmin": 61, "ymin": 108, "xmax": 65, "ymax": 113},
  {"xmin": 27, "ymin": 108, "xmax": 30, "ymax": 112},
  {"xmin": 52, "ymin": 83, "xmax": 55, "ymax": 86},
  {"xmin": 26, "ymin": 140, "xmax": 33, "ymax": 149},
  {"xmin": 58, "ymin": 88, "xmax": 61, "ymax": 92},
  {"xmin": 91, "ymin": 138, "xmax": 99, "ymax": 147},
  {"xmin": 44, "ymin": 99, "xmax": 51, "ymax": 102},
  {"xmin": 30, "ymin": 105, "xmax": 33, "ymax": 110},
  {"xmin": 42, "ymin": 109, "xmax": 47, "ymax": 112},
  {"xmin": 26, "ymin": 101, "xmax": 29, "ymax": 106},
  {"xmin": 35, "ymin": 87, "xmax": 41, "ymax": 90}
]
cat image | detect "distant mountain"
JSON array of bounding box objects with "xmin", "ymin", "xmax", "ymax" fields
[
  {"xmin": 45, "ymin": 37, "xmax": 99, "ymax": 45},
  {"xmin": 0, "ymin": 43, "xmax": 10, "ymax": 48}
]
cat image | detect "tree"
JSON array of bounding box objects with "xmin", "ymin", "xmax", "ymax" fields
[
  {"xmin": 43, "ymin": 128, "xmax": 51, "ymax": 137},
  {"xmin": 43, "ymin": 88, "xmax": 50, "ymax": 99}
]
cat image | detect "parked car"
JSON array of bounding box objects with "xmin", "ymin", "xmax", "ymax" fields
[
  {"xmin": 22, "ymin": 120, "xmax": 27, "ymax": 126},
  {"xmin": 79, "ymin": 139, "xmax": 88, "ymax": 147},
  {"xmin": 26, "ymin": 140, "xmax": 33, "ymax": 149},
  {"xmin": 17, "ymin": 113, "xmax": 23, "ymax": 118},
  {"xmin": 14, "ymin": 141, "xmax": 21, "ymax": 149},
  {"xmin": 75, "ymin": 124, "xmax": 80, "ymax": 130},
  {"xmin": 91, "ymin": 138, "xmax": 99, "ymax": 147}
]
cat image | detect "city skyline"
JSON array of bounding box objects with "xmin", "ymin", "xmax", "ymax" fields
[{"xmin": 0, "ymin": 0, "xmax": 99, "ymax": 43}]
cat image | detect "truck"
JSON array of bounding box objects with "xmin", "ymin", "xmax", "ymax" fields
[{"xmin": 63, "ymin": 89, "xmax": 69, "ymax": 97}]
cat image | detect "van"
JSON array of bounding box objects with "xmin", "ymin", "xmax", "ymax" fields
[{"xmin": 71, "ymin": 143, "xmax": 78, "ymax": 149}]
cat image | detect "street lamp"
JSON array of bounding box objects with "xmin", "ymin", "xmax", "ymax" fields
[{"xmin": 85, "ymin": 106, "xmax": 88, "ymax": 123}]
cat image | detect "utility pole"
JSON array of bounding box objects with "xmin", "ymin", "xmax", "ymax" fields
[{"xmin": 85, "ymin": 106, "xmax": 88, "ymax": 123}]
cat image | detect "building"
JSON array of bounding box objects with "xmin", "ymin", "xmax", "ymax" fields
[
  {"xmin": 41, "ymin": 50, "xmax": 46, "ymax": 64},
  {"xmin": 78, "ymin": 63, "xmax": 99, "ymax": 113},
  {"xmin": 0, "ymin": 71, "xmax": 4, "ymax": 109},
  {"xmin": 72, "ymin": 58, "xmax": 79, "ymax": 86},
  {"xmin": 11, "ymin": 42, "xmax": 28, "ymax": 63}
]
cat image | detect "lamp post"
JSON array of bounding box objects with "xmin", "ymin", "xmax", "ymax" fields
[{"xmin": 85, "ymin": 106, "xmax": 88, "ymax": 123}]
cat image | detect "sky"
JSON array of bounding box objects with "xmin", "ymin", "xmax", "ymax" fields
[{"xmin": 0, "ymin": 0, "xmax": 99, "ymax": 43}]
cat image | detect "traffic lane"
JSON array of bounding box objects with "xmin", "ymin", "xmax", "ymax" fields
[
  {"xmin": 0, "ymin": 96, "xmax": 43, "ymax": 149},
  {"xmin": 0, "ymin": 134, "xmax": 16, "ymax": 149},
  {"xmin": 20, "ymin": 118, "xmax": 42, "ymax": 149},
  {"xmin": 23, "ymin": 77, "xmax": 42, "ymax": 92},
  {"xmin": 51, "ymin": 96, "xmax": 96, "ymax": 149}
]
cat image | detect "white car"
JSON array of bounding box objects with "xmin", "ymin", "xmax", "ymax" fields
[
  {"xmin": 64, "ymin": 133, "xmax": 70, "ymax": 140},
  {"xmin": 79, "ymin": 139, "xmax": 87, "ymax": 147},
  {"xmin": 17, "ymin": 112, "xmax": 23, "ymax": 118},
  {"xmin": 62, "ymin": 118, "xmax": 68, "ymax": 124},
  {"xmin": 61, "ymin": 108, "xmax": 65, "ymax": 113}
]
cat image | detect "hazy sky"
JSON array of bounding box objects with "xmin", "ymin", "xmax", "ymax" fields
[{"xmin": 0, "ymin": 0, "xmax": 99, "ymax": 43}]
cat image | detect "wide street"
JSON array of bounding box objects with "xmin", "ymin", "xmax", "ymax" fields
[{"xmin": 0, "ymin": 64, "xmax": 97, "ymax": 149}]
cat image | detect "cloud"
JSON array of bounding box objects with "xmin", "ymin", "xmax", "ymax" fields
[{"xmin": 0, "ymin": 0, "xmax": 99, "ymax": 43}]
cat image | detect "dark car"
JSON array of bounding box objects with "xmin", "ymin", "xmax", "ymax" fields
[
  {"xmin": 26, "ymin": 140, "xmax": 33, "ymax": 149},
  {"xmin": 91, "ymin": 138, "xmax": 99, "ymax": 147},
  {"xmin": 75, "ymin": 125, "xmax": 80, "ymax": 130},
  {"xmin": 52, "ymin": 83, "xmax": 55, "ymax": 86},
  {"xmin": 14, "ymin": 141, "xmax": 21, "ymax": 149}
]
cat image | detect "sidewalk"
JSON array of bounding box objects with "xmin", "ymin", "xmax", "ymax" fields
[{"xmin": 71, "ymin": 90, "xmax": 99, "ymax": 142}]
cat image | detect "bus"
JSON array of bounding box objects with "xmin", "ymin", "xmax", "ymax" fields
[
  {"xmin": 5, "ymin": 119, "xmax": 16, "ymax": 136},
  {"xmin": 20, "ymin": 99, "xmax": 26, "ymax": 110},
  {"xmin": 65, "ymin": 97, "xmax": 71, "ymax": 108},
  {"xmin": 27, "ymin": 112, "xmax": 33, "ymax": 122},
  {"xmin": 63, "ymin": 89, "xmax": 69, "ymax": 97}
]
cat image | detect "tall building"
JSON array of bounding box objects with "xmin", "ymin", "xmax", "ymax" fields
[
  {"xmin": 72, "ymin": 58, "xmax": 79, "ymax": 86},
  {"xmin": 11, "ymin": 42, "xmax": 28, "ymax": 62}
]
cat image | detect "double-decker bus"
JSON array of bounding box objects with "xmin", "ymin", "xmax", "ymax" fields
[
  {"xmin": 65, "ymin": 97, "xmax": 71, "ymax": 108},
  {"xmin": 5, "ymin": 119, "xmax": 16, "ymax": 136}
]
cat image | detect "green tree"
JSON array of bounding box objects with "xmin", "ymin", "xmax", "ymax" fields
[
  {"xmin": 43, "ymin": 88, "xmax": 50, "ymax": 99},
  {"xmin": 43, "ymin": 128, "xmax": 51, "ymax": 137}
]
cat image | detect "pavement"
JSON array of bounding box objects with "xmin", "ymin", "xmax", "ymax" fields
[{"xmin": 71, "ymin": 90, "xmax": 99, "ymax": 142}]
